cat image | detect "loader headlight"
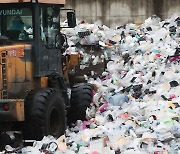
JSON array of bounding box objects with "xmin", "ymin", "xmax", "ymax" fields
[{"xmin": 2, "ymin": 103, "xmax": 10, "ymax": 111}]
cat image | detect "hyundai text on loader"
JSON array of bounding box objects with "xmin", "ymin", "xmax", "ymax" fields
[{"xmin": 0, "ymin": 0, "xmax": 93, "ymax": 144}]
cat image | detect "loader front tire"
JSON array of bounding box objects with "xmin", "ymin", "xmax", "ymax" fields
[
  {"xmin": 22, "ymin": 88, "xmax": 66, "ymax": 140},
  {"xmin": 67, "ymin": 83, "xmax": 93, "ymax": 124}
]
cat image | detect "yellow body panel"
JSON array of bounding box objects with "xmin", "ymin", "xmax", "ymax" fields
[
  {"xmin": 1, "ymin": 45, "xmax": 26, "ymax": 85},
  {"xmin": 0, "ymin": 43, "xmax": 50, "ymax": 99},
  {"xmin": 0, "ymin": 44, "xmax": 31, "ymax": 52},
  {"xmin": 70, "ymin": 54, "xmax": 79, "ymax": 66},
  {"xmin": 14, "ymin": 99, "xmax": 24, "ymax": 121},
  {"xmin": 63, "ymin": 54, "xmax": 79, "ymax": 74},
  {"xmin": 0, "ymin": 57, "xmax": 2, "ymax": 95},
  {"xmin": 25, "ymin": 61, "xmax": 34, "ymax": 89},
  {"xmin": 0, "ymin": 44, "xmax": 33, "ymax": 99},
  {"xmin": 0, "ymin": 0, "xmax": 65, "ymax": 4},
  {"xmin": 40, "ymin": 77, "xmax": 48, "ymax": 88},
  {"xmin": 34, "ymin": 77, "xmax": 49, "ymax": 89},
  {"xmin": 0, "ymin": 0, "xmax": 30, "ymax": 3},
  {"xmin": 0, "ymin": 43, "xmax": 49, "ymax": 121},
  {"xmin": 6, "ymin": 51, "xmax": 25, "ymax": 83}
]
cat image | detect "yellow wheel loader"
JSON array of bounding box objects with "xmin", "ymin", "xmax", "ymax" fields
[{"xmin": 0, "ymin": 0, "xmax": 93, "ymax": 146}]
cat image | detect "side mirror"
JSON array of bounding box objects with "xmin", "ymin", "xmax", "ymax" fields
[
  {"xmin": 67, "ymin": 12, "xmax": 76, "ymax": 28},
  {"xmin": 55, "ymin": 33, "xmax": 69, "ymax": 52}
]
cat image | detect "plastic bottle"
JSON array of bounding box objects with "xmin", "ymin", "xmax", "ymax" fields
[{"xmin": 109, "ymin": 93, "xmax": 129, "ymax": 106}]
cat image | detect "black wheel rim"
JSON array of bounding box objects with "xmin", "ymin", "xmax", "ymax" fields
[{"xmin": 49, "ymin": 106, "xmax": 61, "ymax": 136}]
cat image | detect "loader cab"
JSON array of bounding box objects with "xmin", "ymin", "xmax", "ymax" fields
[
  {"xmin": 0, "ymin": 1, "xmax": 87, "ymax": 146},
  {"xmin": 0, "ymin": 2, "xmax": 76, "ymax": 77}
]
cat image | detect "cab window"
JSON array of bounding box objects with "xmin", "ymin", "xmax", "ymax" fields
[{"xmin": 0, "ymin": 7, "xmax": 33, "ymax": 40}]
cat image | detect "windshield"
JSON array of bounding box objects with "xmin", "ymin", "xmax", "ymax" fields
[{"xmin": 0, "ymin": 7, "xmax": 33, "ymax": 41}]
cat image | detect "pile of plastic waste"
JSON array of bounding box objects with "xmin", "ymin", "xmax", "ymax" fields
[{"xmin": 1, "ymin": 14, "xmax": 180, "ymax": 154}]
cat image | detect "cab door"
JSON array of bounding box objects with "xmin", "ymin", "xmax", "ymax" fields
[{"xmin": 38, "ymin": 5, "xmax": 62, "ymax": 75}]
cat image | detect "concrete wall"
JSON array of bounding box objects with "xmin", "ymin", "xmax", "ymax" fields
[{"xmin": 65, "ymin": 0, "xmax": 180, "ymax": 28}]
